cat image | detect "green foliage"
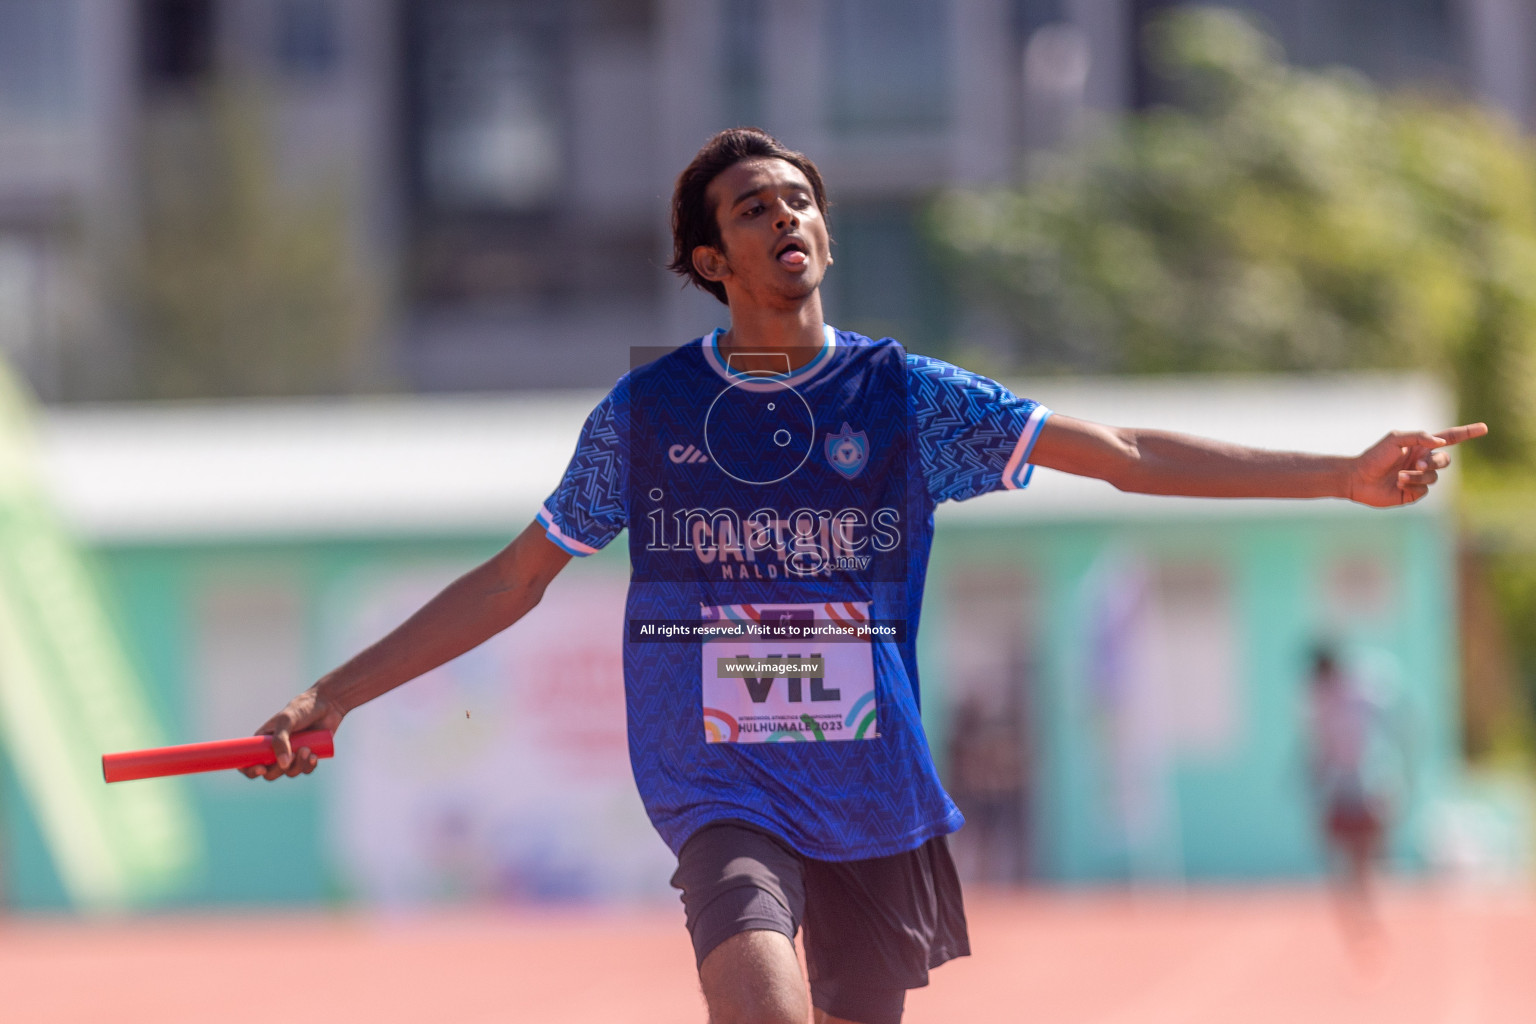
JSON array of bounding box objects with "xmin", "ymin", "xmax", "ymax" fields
[
  {"xmin": 933, "ymin": 6, "xmax": 1536, "ymax": 751},
  {"xmin": 1489, "ymin": 551, "xmax": 1536, "ymax": 679},
  {"xmin": 132, "ymin": 82, "xmax": 378, "ymax": 398},
  {"xmin": 932, "ymin": 6, "xmax": 1536, "ymax": 469}
]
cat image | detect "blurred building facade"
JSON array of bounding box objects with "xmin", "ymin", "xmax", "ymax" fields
[{"xmin": 1, "ymin": 0, "xmax": 1533, "ymax": 400}]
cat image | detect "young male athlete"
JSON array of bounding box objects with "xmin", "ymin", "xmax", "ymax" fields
[{"xmin": 246, "ymin": 128, "xmax": 1485, "ymax": 1024}]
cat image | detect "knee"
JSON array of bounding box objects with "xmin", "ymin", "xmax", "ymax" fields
[
  {"xmin": 710, "ymin": 1002, "xmax": 808, "ymax": 1024},
  {"xmin": 702, "ymin": 930, "xmax": 810, "ymax": 1024},
  {"xmin": 705, "ymin": 975, "xmax": 808, "ymax": 1024}
]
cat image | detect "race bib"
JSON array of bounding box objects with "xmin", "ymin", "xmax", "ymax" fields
[{"xmin": 701, "ymin": 602, "xmax": 879, "ymax": 743}]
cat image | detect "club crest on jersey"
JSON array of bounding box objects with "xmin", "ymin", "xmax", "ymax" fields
[{"xmin": 824, "ymin": 423, "xmax": 868, "ymax": 479}]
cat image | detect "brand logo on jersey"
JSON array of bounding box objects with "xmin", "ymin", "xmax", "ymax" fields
[
  {"xmin": 824, "ymin": 423, "xmax": 868, "ymax": 479},
  {"xmin": 668, "ymin": 443, "xmax": 709, "ymax": 465}
]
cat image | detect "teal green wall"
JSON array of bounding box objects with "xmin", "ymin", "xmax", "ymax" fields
[
  {"xmin": 919, "ymin": 512, "xmax": 1456, "ymax": 885},
  {"xmin": 2, "ymin": 535, "xmax": 505, "ymax": 910},
  {"xmin": 2, "ymin": 511, "xmax": 1456, "ymax": 907}
]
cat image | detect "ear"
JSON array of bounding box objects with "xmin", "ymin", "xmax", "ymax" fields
[{"xmin": 693, "ymin": 245, "xmax": 729, "ymax": 283}]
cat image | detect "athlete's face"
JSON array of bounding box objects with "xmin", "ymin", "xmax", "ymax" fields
[{"xmin": 694, "ymin": 157, "xmax": 832, "ymax": 310}]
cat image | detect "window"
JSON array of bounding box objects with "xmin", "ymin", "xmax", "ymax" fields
[
  {"xmin": 825, "ymin": 0, "xmax": 949, "ymax": 136},
  {"xmin": 0, "ymin": 0, "xmax": 79, "ymax": 119},
  {"xmin": 721, "ymin": 0, "xmax": 764, "ymax": 129},
  {"xmin": 274, "ymin": 0, "xmax": 341, "ymax": 80},
  {"xmin": 140, "ymin": 0, "xmax": 215, "ymax": 89},
  {"xmin": 821, "ymin": 203, "xmax": 948, "ymax": 350},
  {"xmin": 1131, "ymin": 0, "xmax": 1462, "ymax": 106},
  {"xmin": 0, "ymin": 236, "xmax": 45, "ymax": 370},
  {"xmin": 409, "ymin": 0, "xmax": 564, "ymax": 212},
  {"xmin": 1012, "ymin": 0, "xmax": 1067, "ymax": 42}
]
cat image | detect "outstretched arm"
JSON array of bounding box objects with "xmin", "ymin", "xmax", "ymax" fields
[
  {"xmin": 1028, "ymin": 415, "xmax": 1488, "ymax": 507},
  {"xmin": 243, "ymin": 521, "xmax": 573, "ymax": 780}
]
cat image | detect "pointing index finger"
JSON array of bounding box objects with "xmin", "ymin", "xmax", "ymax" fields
[{"xmin": 1431, "ymin": 423, "xmax": 1488, "ymax": 448}]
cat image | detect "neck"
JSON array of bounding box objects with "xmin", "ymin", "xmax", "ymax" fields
[{"xmin": 718, "ymin": 293, "xmax": 826, "ymax": 372}]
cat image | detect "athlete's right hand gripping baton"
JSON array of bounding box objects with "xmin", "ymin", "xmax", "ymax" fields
[{"xmin": 102, "ymin": 730, "xmax": 335, "ymax": 783}]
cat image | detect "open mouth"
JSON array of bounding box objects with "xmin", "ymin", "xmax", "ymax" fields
[{"xmin": 776, "ymin": 241, "xmax": 808, "ymax": 268}]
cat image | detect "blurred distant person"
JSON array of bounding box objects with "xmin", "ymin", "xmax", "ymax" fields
[
  {"xmin": 1306, "ymin": 645, "xmax": 1410, "ymax": 938},
  {"xmin": 244, "ymin": 128, "xmax": 1483, "ymax": 1024},
  {"xmin": 946, "ymin": 692, "xmax": 1028, "ymax": 885}
]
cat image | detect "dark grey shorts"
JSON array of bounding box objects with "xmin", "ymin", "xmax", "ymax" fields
[{"xmin": 670, "ymin": 820, "xmax": 970, "ymax": 1024}]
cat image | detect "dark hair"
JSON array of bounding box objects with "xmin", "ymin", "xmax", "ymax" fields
[
  {"xmin": 668, "ymin": 127, "xmax": 830, "ymax": 305},
  {"xmin": 1310, "ymin": 644, "xmax": 1338, "ymax": 680}
]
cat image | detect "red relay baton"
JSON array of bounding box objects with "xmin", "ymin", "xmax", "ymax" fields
[{"xmin": 102, "ymin": 730, "xmax": 335, "ymax": 783}]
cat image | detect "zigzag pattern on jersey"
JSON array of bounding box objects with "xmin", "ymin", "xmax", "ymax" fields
[
  {"xmin": 541, "ymin": 384, "xmax": 629, "ymax": 554},
  {"xmin": 906, "ymin": 353, "xmax": 1044, "ymax": 504}
]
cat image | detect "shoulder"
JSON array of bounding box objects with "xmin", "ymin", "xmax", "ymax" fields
[
  {"xmin": 822, "ymin": 329, "xmax": 905, "ymax": 383},
  {"xmin": 599, "ymin": 336, "xmax": 715, "ymax": 409},
  {"xmin": 830, "ymin": 327, "xmax": 901, "ymax": 351},
  {"xmin": 626, "ymin": 336, "xmax": 709, "ymax": 384},
  {"xmin": 903, "ymin": 352, "xmax": 1018, "ymax": 403}
]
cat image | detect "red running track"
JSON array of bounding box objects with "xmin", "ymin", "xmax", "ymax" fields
[{"xmin": 2, "ymin": 885, "xmax": 1532, "ymax": 1023}]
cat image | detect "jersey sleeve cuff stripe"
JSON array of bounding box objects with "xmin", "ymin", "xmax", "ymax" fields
[
  {"xmin": 1002, "ymin": 406, "xmax": 1052, "ymax": 491},
  {"xmin": 537, "ymin": 505, "xmax": 599, "ymax": 556}
]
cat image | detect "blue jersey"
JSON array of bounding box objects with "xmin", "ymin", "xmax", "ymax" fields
[{"xmin": 538, "ymin": 326, "xmax": 1050, "ymax": 860}]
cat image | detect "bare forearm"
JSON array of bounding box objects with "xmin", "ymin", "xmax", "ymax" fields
[
  {"xmin": 1029, "ymin": 414, "xmax": 1482, "ymax": 508},
  {"xmin": 315, "ymin": 529, "xmax": 566, "ymax": 715},
  {"xmin": 246, "ymin": 525, "xmax": 572, "ymax": 780},
  {"xmin": 1110, "ymin": 428, "xmax": 1353, "ymax": 499},
  {"xmin": 314, "ymin": 566, "xmax": 528, "ymax": 713},
  {"xmin": 1030, "ymin": 415, "xmax": 1355, "ymax": 500}
]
